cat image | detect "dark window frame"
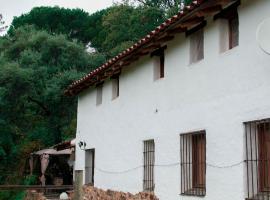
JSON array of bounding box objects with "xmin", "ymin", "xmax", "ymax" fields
[
  {"xmin": 85, "ymin": 149, "xmax": 95, "ymax": 185},
  {"xmin": 151, "ymin": 46, "xmax": 167, "ymax": 79},
  {"xmin": 143, "ymin": 139, "xmax": 155, "ymax": 192},
  {"xmin": 245, "ymin": 118, "xmax": 270, "ymax": 200},
  {"xmin": 96, "ymin": 83, "xmax": 103, "ymax": 106},
  {"xmin": 111, "ymin": 76, "xmax": 119, "ymax": 100},
  {"xmin": 214, "ymin": 1, "xmax": 240, "ymax": 51},
  {"xmin": 180, "ymin": 130, "xmax": 206, "ymax": 197}
]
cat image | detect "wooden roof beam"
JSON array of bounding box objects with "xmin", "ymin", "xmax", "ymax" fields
[
  {"xmin": 181, "ymin": 17, "xmax": 205, "ymax": 29},
  {"xmin": 168, "ymin": 26, "xmax": 187, "ymax": 35},
  {"xmin": 156, "ymin": 35, "xmax": 174, "ymax": 43},
  {"xmin": 196, "ymin": 5, "xmax": 222, "ymax": 17}
]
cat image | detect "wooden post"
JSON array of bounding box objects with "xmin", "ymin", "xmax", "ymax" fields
[{"xmin": 74, "ymin": 170, "xmax": 83, "ymax": 200}]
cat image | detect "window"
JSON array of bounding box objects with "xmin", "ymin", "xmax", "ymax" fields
[
  {"xmin": 189, "ymin": 28, "xmax": 204, "ymax": 64},
  {"xmin": 180, "ymin": 131, "xmax": 206, "ymax": 196},
  {"xmin": 112, "ymin": 77, "xmax": 119, "ymax": 100},
  {"xmin": 216, "ymin": 5, "xmax": 239, "ymax": 52},
  {"xmin": 228, "ymin": 13, "xmax": 239, "ymax": 49},
  {"xmin": 245, "ymin": 119, "xmax": 270, "ymax": 200},
  {"xmin": 85, "ymin": 149, "xmax": 95, "ymax": 185},
  {"xmin": 96, "ymin": 85, "xmax": 103, "ymax": 106},
  {"xmin": 151, "ymin": 46, "xmax": 166, "ymax": 80},
  {"xmin": 143, "ymin": 140, "xmax": 155, "ymax": 192}
]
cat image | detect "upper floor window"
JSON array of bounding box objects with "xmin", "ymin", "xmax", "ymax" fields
[
  {"xmin": 96, "ymin": 84, "xmax": 103, "ymax": 106},
  {"xmin": 180, "ymin": 130, "xmax": 206, "ymax": 196},
  {"xmin": 112, "ymin": 76, "xmax": 119, "ymax": 100},
  {"xmin": 228, "ymin": 13, "xmax": 239, "ymax": 49},
  {"xmin": 245, "ymin": 119, "xmax": 270, "ymax": 200},
  {"xmin": 189, "ymin": 28, "xmax": 204, "ymax": 64},
  {"xmin": 151, "ymin": 46, "xmax": 166, "ymax": 80},
  {"xmin": 216, "ymin": 5, "xmax": 239, "ymax": 52}
]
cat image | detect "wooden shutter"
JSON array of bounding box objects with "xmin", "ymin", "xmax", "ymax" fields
[
  {"xmin": 192, "ymin": 134, "xmax": 206, "ymax": 189},
  {"xmin": 229, "ymin": 13, "xmax": 239, "ymax": 49}
]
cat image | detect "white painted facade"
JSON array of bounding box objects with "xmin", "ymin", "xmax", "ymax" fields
[{"xmin": 75, "ymin": 1, "xmax": 270, "ymax": 199}]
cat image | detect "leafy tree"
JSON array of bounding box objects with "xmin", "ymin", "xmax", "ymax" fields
[
  {"xmin": 126, "ymin": 0, "xmax": 193, "ymax": 16},
  {"xmin": 100, "ymin": 4, "xmax": 165, "ymax": 56},
  {"xmin": 8, "ymin": 5, "xmax": 165, "ymax": 57},
  {"xmin": 0, "ymin": 26, "xmax": 103, "ymax": 185},
  {"xmin": 8, "ymin": 7, "xmax": 92, "ymax": 44},
  {"xmin": 0, "ymin": 14, "xmax": 7, "ymax": 32}
]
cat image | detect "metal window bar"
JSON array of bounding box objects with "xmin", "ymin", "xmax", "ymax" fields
[
  {"xmin": 180, "ymin": 131, "xmax": 206, "ymax": 196},
  {"xmin": 245, "ymin": 119, "xmax": 270, "ymax": 200},
  {"xmin": 143, "ymin": 140, "xmax": 155, "ymax": 192}
]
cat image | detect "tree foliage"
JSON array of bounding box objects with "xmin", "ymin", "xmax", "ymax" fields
[
  {"xmin": 0, "ymin": 14, "xmax": 7, "ymax": 33},
  {"xmin": 9, "ymin": 7, "xmax": 92, "ymax": 44},
  {"xmin": 126, "ymin": 0, "xmax": 193, "ymax": 16},
  {"xmin": 100, "ymin": 5, "xmax": 164, "ymax": 56},
  {"xmin": 0, "ymin": 1, "xmax": 183, "ymax": 195},
  {"xmin": 0, "ymin": 26, "xmax": 103, "ymax": 185},
  {"xmin": 8, "ymin": 5, "xmax": 165, "ymax": 57}
]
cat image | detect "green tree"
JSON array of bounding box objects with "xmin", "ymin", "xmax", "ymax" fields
[
  {"xmin": 101, "ymin": 4, "xmax": 165, "ymax": 56},
  {"xmin": 126, "ymin": 0, "xmax": 193, "ymax": 16},
  {"xmin": 8, "ymin": 5, "xmax": 165, "ymax": 57},
  {"xmin": 8, "ymin": 7, "xmax": 92, "ymax": 44},
  {"xmin": 0, "ymin": 14, "xmax": 7, "ymax": 32},
  {"xmin": 0, "ymin": 26, "xmax": 104, "ymax": 185}
]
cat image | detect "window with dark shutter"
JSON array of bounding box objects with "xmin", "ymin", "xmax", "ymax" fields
[
  {"xmin": 143, "ymin": 140, "xmax": 155, "ymax": 192},
  {"xmin": 85, "ymin": 149, "xmax": 95, "ymax": 185},
  {"xmin": 151, "ymin": 46, "xmax": 166, "ymax": 80},
  {"xmin": 96, "ymin": 85, "xmax": 103, "ymax": 106},
  {"xmin": 180, "ymin": 131, "xmax": 206, "ymax": 196},
  {"xmin": 245, "ymin": 119, "xmax": 270, "ymax": 199},
  {"xmin": 228, "ymin": 13, "xmax": 239, "ymax": 49},
  {"xmin": 189, "ymin": 28, "xmax": 204, "ymax": 64},
  {"xmin": 215, "ymin": 3, "xmax": 239, "ymax": 52},
  {"xmin": 112, "ymin": 77, "xmax": 119, "ymax": 100}
]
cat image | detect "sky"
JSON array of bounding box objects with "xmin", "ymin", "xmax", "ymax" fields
[{"xmin": 0, "ymin": 0, "xmax": 115, "ymax": 31}]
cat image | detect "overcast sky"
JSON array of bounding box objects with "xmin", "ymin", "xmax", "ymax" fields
[{"xmin": 0, "ymin": 0, "xmax": 115, "ymax": 30}]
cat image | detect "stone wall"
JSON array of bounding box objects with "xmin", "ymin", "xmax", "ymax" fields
[
  {"xmin": 82, "ymin": 186, "xmax": 159, "ymax": 200},
  {"xmin": 24, "ymin": 190, "xmax": 46, "ymax": 200}
]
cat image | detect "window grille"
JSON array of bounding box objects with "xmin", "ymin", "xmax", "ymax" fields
[
  {"xmin": 143, "ymin": 140, "xmax": 155, "ymax": 192},
  {"xmin": 180, "ymin": 131, "xmax": 206, "ymax": 196},
  {"xmin": 85, "ymin": 149, "xmax": 95, "ymax": 185},
  {"xmin": 245, "ymin": 119, "xmax": 270, "ymax": 200}
]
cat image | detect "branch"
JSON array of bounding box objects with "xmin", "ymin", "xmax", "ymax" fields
[{"xmin": 27, "ymin": 96, "xmax": 51, "ymax": 116}]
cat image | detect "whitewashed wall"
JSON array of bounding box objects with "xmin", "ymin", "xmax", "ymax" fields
[{"xmin": 75, "ymin": 0, "xmax": 270, "ymax": 199}]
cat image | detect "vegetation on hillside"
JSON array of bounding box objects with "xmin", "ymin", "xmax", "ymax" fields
[{"xmin": 0, "ymin": 0, "xmax": 192, "ymax": 199}]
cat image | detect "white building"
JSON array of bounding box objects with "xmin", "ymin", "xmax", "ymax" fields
[{"xmin": 66, "ymin": 0, "xmax": 270, "ymax": 199}]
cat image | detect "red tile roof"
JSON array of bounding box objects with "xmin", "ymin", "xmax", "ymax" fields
[{"xmin": 65, "ymin": 0, "xmax": 238, "ymax": 96}]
